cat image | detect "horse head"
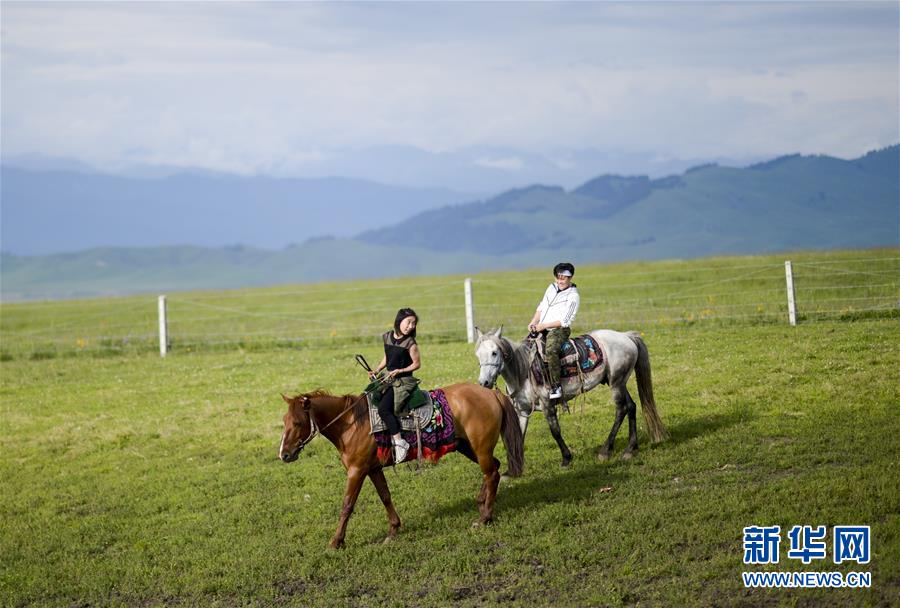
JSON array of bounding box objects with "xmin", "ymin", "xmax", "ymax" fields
[
  {"xmin": 279, "ymin": 393, "xmax": 316, "ymax": 463},
  {"xmin": 474, "ymin": 326, "xmax": 505, "ymax": 389}
]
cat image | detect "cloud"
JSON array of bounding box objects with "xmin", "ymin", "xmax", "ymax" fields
[
  {"xmin": 1, "ymin": 2, "xmax": 897, "ymax": 178},
  {"xmin": 474, "ymin": 156, "xmax": 525, "ymax": 172}
]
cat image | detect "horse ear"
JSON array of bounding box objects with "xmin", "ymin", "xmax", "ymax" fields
[
  {"xmin": 281, "ymin": 393, "xmax": 292, "ymax": 404},
  {"xmin": 496, "ymin": 324, "xmax": 503, "ymax": 338},
  {"xmin": 474, "ymin": 326, "xmax": 483, "ymax": 341}
]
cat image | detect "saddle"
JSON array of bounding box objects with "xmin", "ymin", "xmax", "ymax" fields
[
  {"xmin": 365, "ymin": 381, "xmax": 434, "ymax": 434},
  {"xmin": 367, "ymin": 387, "xmax": 457, "ymax": 466},
  {"xmin": 527, "ymin": 333, "xmax": 606, "ymax": 387}
]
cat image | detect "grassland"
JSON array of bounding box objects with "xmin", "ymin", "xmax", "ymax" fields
[{"xmin": 1, "ymin": 250, "xmax": 898, "ymax": 607}]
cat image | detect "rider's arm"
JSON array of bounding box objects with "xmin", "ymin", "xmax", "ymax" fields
[
  {"xmin": 371, "ymin": 354, "xmax": 387, "ymax": 377},
  {"xmin": 529, "ymin": 287, "xmax": 550, "ymax": 331}
]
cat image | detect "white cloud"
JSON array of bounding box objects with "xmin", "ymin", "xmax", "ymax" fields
[
  {"xmin": 1, "ymin": 1, "xmax": 897, "ymax": 178},
  {"xmin": 474, "ymin": 156, "xmax": 525, "ymax": 172}
]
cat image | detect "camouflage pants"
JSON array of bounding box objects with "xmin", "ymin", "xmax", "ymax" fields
[
  {"xmin": 390, "ymin": 376, "xmax": 420, "ymax": 415},
  {"xmin": 545, "ymin": 327, "xmax": 571, "ymax": 386}
]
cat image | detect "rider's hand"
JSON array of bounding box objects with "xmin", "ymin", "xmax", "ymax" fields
[{"xmin": 368, "ymin": 371, "xmax": 377, "ymax": 380}]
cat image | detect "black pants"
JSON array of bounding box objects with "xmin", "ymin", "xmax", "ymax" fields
[{"xmin": 377, "ymin": 386, "xmax": 401, "ymax": 435}]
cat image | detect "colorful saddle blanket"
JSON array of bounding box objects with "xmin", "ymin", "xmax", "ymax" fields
[
  {"xmin": 530, "ymin": 334, "xmax": 605, "ymax": 386},
  {"xmin": 373, "ymin": 389, "xmax": 456, "ymax": 465},
  {"xmin": 560, "ymin": 334, "xmax": 605, "ymax": 377}
]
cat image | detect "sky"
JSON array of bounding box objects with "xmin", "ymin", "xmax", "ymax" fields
[{"xmin": 2, "ymin": 1, "xmax": 898, "ymax": 190}]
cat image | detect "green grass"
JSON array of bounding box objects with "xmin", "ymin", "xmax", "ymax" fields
[
  {"xmin": 1, "ymin": 248, "xmax": 897, "ymax": 360},
  {"xmin": 1, "ymin": 250, "xmax": 899, "ymax": 606}
]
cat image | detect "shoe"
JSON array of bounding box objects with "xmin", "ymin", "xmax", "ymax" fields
[
  {"xmin": 549, "ymin": 386, "xmax": 563, "ymax": 399},
  {"xmin": 393, "ymin": 438, "xmax": 410, "ymax": 463}
]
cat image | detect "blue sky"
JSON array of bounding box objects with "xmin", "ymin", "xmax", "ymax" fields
[{"xmin": 2, "ymin": 1, "xmax": 898, "ymax": 189}]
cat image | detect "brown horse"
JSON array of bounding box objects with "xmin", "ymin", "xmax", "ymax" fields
[{"xmin": 279, "ymin": 383, "xmax": 524, "ymax": 549}]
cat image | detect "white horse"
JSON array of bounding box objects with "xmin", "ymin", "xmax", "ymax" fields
[{"xmin": 474, "ymin": 326, "xmax": 669, "ymax": 466}]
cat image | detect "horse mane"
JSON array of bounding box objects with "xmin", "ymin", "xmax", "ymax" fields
[
  {"xmin": 299, "ymin": 389, "xmax": 369, "ymax": 428},
  {"xmin": 302, "ymin": 388, "xmax": 336, "ymax": 399}
]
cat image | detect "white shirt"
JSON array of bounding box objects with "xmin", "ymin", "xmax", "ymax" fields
[{"xmin": 537, "ymin": 283, "xmax": 580, "ymax": 328}]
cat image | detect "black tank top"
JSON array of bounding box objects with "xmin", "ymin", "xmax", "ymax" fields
[{"xmin": 382, "ymin": 331, "xmax": 416, "ymax": 377}]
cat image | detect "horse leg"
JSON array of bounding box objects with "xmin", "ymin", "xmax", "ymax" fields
[
  {"xmin": 455, "ymin": 437, "xmax": 479, "ymax": 463},
  {"xmin": 598, "ymin": 386, "xmax": 628, "ymax": 461},
  {"xmin": 518, "ymin": 409, "xmax": 530, "ymax": 438},
  {"xmin": 621, "ymin": 388, "xmax": 639, "ymax": 460},
  {"xmin": 368, "ymin": 468, "xmax": 401, "ymax": 543},
  {"xmin": 544, "ymin": 399, "xmax": 573, "ymax": 467},
  {"xmin": 456, "ymin": 438, "xmax": 487, "ymax": 505},
  {"xmin": 473, "ymin": 447, "xmax": 501, "ymax": 526},
  {"xmin": 330, "ymin": 467, "xmax": 366, "ymax": 549}
]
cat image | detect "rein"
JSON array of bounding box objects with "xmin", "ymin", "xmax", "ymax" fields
[{"xmin": 295, "ymin": 393, "xmax": 368, "ymax": 453}]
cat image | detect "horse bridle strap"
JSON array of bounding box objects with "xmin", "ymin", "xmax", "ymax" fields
[
  {"xmin": 295, "ymin": 413, "xmax": 320, "ymax": 452},
  {"xmin": 300, "ymin": 393, "xmax": 367, "ymax": 448}
]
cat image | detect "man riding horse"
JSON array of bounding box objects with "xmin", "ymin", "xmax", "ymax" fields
[{"xmin": 528, "ymin": 262, "xmax": 580, "ymax": 400}]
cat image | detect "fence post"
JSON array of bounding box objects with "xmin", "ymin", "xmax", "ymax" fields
[
  {"xmin": 784, "ymin": 261, "xmax": 797, "ymax": 326},
  {"xmin": 464, "ymin": 278, "xmax": 475, "ymax": 343},
  {"xmin": 158, "ymin": 295, "xmax": 168, "ymax": 356}
]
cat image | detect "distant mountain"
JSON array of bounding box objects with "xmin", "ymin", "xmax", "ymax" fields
[
  {"xmin": 359, "ymin": 146, "xmax": 899, "ymax": 257},
  {"xmin": 3, "ymin": 146, "xmax": 752, "ymax": 195},
  {"xmin": 0, "ymin": 168, "xmax": 475, "ymax": 255},
  {"xmin": 289, "ymin": 144, "xmax": 746, "ymax": 192},
  {"xmin": 1, "ymin": 146, "xmax": 897, "ymax": 300}
]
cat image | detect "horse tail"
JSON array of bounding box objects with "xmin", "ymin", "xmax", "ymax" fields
[
  {"xmin": 628, "ymin": 332, "xmax": 670, "ymax": 443},
  {"xmin": 494, "ymin": 389, "xmax": 524, "ymax": 477}
]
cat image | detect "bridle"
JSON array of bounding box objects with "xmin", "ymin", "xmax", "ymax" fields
[
  {"xmin": 479, "ymin": 335, "xmax": 513, "ymax": 386},
  {"xmin": 290, "ymin": 393, "xmax": 368, "ymax": 455}
]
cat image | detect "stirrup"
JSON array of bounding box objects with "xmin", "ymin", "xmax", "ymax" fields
[
  {"xmin": 393, "ymin": 438, "xmax": 409, "ymax": 463},
  {"xmin": 549, "ymin": 385, "xmax": 563, "ymax": 399}
]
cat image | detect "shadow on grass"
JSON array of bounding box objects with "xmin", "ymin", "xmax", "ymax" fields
[
  {"xmin": 652, "ymin": 409, "xmax": 753, "ymax": 452},
  {"xmin": 421, "ymin": 459, "xmax": 632, "ymax": 524},
  {"xmin": 395, "ymin": 409, "xmax": 752, "ymax": 530},
  {"xmin": 539, "ymin": 406, "xmax": 752, "ymax": 458}
]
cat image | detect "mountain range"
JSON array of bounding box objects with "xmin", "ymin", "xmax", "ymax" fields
[
  {"xmin": 0, "ymin": 168, "xmax": 475, "ymax": 255},
  {"xmin": 1, "ymin": 145, "xmax": 897, "ymax": 300}
]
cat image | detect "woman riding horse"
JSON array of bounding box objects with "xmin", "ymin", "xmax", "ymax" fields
[{"xmin": 279, "ymin": 383, "xmax": 524, "ymax": 548}]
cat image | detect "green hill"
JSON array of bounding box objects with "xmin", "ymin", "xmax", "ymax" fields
[
  {"xmin": 360, "ymin": 146, "xmax": 898, "ymax": 257},
  {"xmin": 2, "ymin": 146, "xmax": 897, "ymax": 300}
]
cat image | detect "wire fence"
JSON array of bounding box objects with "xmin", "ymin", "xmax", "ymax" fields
[{"xmin": 1, "ymin": 251, "xmax": 897, "ymax": 359}]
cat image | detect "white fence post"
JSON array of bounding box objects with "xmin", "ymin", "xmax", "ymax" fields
[
  {"xmin": 464, "ymin": 278, "xmax": 475, "ymax": 343},
  {"xmin": 784, "ymin": 261, "xmax": 797, "ymax": 326},
  {"xmin": 158, "ymin": 295, "xmax": 168, "ymax": 356}
]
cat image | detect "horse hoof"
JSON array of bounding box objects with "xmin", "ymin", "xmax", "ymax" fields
[
  {"xmin": 560, "ymin": 459, "xmax": 572, "ymax": 469},
  {"xmin": 382, "ymin": 535, "xmax": 394, "ymax": 545},
  {"xmin": 621, "ymin": 451, "xmax": 634, "ymax": 460},
  {"xmin": 597, "ymin": 451, "xmax": 610, "ymax": 462},
  {"xmin": 328, "ymin": 539, "xmax": 345, "ymax": 550}
]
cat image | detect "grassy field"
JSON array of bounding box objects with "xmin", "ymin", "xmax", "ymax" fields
[
  {"xmin": 1, "ymin": 248, "xmax": 897, "ymax": 360},
  {"xmin": 1, "ymin": 250, "xmax": 898, "ymax": 607}
]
